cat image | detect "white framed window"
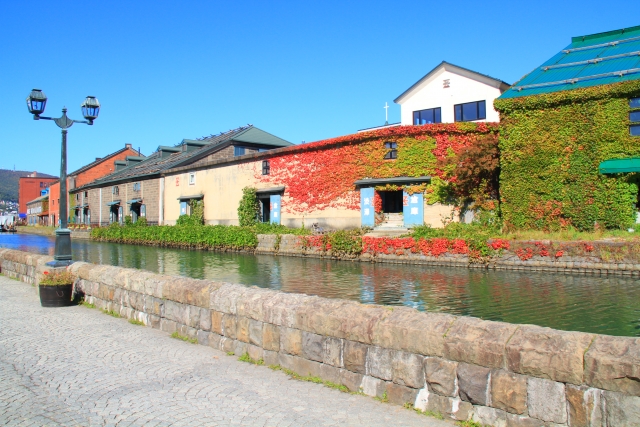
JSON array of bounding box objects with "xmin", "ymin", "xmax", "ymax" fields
[
  {"xmin": 188, "ymin": 172, "xmax": 196, "ymax": 185},
  {"xmin": 133, "ymin": 182, "xmax": 141, "ymax": 191}
]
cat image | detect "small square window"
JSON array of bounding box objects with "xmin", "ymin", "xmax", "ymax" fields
[
  {"xmin": 629, "ymin": 97, "xmax": 640, "ymax": 109},
  {"xmin": 262, "ymin": 160, "xmax": 270, "ymax": 175},
  {"xmin": 234, "ymin": 146, "xmax": 246, "ymax": 156},
  {"xmin": 631, "ymin": 124, "xmax": 640, "ymax": 136},
  {"xmin": 189, "ymin": 173, "xmax": 196, "ymax": 185},
  {"xmin": 384, "ymin": 142, "xmax": 397, "ymax": 160},
  {"xmin": 630, "ymin": 111, "xmax": 640, "ymax": 122}
]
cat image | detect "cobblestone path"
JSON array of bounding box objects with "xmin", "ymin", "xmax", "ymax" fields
[{"xmin": 0, "ymin": 276, "xmax": 451, "ymax": 427}]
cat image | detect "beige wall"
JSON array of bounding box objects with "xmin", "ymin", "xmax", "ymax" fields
[{"xmin": 164, "ymin": 161, "xmax": 361, "ymax": 229}]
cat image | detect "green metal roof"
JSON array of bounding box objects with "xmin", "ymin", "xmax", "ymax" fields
[
  {"xmin": 500, "ymin": 25, "xmax": 640, "ymax": 99},
  {"xmin": 599, "ymin": 157, "xmax": 640, "ymax": 174}
]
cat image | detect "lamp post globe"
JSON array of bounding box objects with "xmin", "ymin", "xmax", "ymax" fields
[
  {"xmin": 81, "ymin": 96, "xmax": 100, "ymax": 123},
  {"xmin": 26, "ymin": 89, "xmax": 47, "ymax": 118}
]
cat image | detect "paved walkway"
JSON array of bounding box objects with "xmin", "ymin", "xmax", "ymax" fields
[{"xmin": 0, "ymin": 275, "xmax": 451, "ymax": 427}]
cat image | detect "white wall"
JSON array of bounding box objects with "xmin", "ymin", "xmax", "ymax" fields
[{"xmin": 397, "ymin": 67, "xmax": 505, "ymax": 125}]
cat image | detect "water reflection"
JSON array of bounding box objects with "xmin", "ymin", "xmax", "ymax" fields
[{"xmin": 2, "ymin": 233, "xmax": 639, "ymax": 337}]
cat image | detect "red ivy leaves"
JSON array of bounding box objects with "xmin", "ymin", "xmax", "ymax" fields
[{"xmin": 256, "ymin": 123, "xmax": 498, "ymax": 214}]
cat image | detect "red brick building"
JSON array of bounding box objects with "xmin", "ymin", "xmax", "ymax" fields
[
  {"xmin": 18, "ymin": 173, "xmax": 58, "ymax": 217},
  {"xmin": 47, "ymin": 144, "xmax": 142, "ymax": 226}
]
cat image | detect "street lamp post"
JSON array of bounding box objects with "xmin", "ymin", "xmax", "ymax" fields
[{"xmin": 26, "ymin": 89, "xmax": 101, "ymax": 267}]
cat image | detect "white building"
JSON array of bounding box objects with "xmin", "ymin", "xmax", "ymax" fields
[{"xmin": 394, "ymin": 61, "xmax": 510, "ymax": 125}]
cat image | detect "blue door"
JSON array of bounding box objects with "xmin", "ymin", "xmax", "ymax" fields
[
  {"xmin": 360, "ymin": 187, "xmax": 375, "ymax": 227},
  {"xmin": 403, "ymin": 191, "xmax": 423, "ymax": 227},
  {"xmin": 140, "ymin": 204, "xmax": 146, "ymax": 218},
  {"xmin": 180, "ymin": 201, "xmax": 188, "ymax": 216},
  {"xmin": 118, "ymin": 206, "xmax": 124, "ymax": 225},
  {"xmin": 269, "ymin": 194, "xmax": 281, "ymax": 224}
]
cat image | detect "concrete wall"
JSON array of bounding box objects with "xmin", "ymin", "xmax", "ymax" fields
[
  {"xmin": 397, "ymin": 66, "xmax": 504, "ymax": 125},
  {"xmin": 1, "ymin": 247, "xmax": 638, "ymax": 426}
]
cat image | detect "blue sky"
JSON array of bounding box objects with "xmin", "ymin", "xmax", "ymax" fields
[{"xmin": 1, "ymin": 0, "xmax": 639, "ymax": 175}]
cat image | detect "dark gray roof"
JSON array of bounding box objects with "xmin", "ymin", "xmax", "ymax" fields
[
  {"xmin": 394, "ymin": 61, "xmax": 510, "ymax": 103},
  {"xmin": 75, "ymin": 125, "xmax": 291, "ymax": 189}
]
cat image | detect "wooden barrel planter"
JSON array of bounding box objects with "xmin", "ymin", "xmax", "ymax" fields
[{"xmin": 39, "ymin": 284, "xmax": 74, "ymax": 307}]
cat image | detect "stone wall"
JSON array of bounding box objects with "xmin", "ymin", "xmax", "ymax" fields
[
  {"xmin": 1, "ymin": 247, "xmax": 638, "ymax": 426},
  {"xmin": 258, "ymin": 235, "xmax": 640, "ymax": 277}
]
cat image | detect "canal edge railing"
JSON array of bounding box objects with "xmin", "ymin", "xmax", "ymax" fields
[{"xmin": 0, "ymin": 247, "xmax": 638, "ymax": 426}]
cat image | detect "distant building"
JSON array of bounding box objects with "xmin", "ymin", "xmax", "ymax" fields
[
  {"xmin": 394, "ymin": 61, "xmax": 510, "ymax": 126},
  {"xmin": 47, "ymin": 143, "xmax": 142, "ymax": 226},
  {"xmin": 26, "ymin": 194, "xmax": 49, "ymax": 226},
  {"xmin": 18, "ymin": 172, "xmax": 58, "ymax": 218},
  {"xmin": 73, "ymin": 125, "xmax": 292, "ymax": 226}
]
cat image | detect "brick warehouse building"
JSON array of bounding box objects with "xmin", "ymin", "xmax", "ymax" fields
[
  {"xmin": 46, "ymin": 144, "xmax": 141, "ymax": 226},
  {"xmin": 73, "ymin": 126, "xmax": 291, "ymax": 226},
  {"xmin": 18, "ymin": 172, "xmax": 58, "ymax": 218}
]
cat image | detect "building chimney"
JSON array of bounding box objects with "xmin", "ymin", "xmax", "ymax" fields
[
  {"xmin": 95, "ymin": 157, "xmax": 101, "ymax": 161},
  {"xmin": 126, "ymin": 143, "xmax": 132, "ymax": 149}
]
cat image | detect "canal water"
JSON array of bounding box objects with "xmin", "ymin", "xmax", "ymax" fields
[{"xmin": 1, "ymin": 233, "xmax": 639, "ymax": 337}]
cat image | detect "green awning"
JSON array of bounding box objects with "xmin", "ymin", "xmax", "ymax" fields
[{"xmin": 599, "ymin": 158, "xmax": 640, "ymax": 174}]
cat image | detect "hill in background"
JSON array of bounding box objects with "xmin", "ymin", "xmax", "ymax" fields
[{"xmin": 0, "ymin": 169, "xmax": 57, "ymax": 202}]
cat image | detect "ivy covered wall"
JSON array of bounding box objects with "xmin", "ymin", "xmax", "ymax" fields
[
  {"xmin": 495, "ymin": 80, "xmax": 640, "ymax": 231},
  {"xmin": 256, "ymin": 123, "xmax": 499, "ymax": 214}
]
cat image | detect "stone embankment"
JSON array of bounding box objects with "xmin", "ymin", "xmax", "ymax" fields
[
  {"xmin": 1, "ymin": 248, "xmax": 639, "ymax": 426},
  {"xmin": 17, "ymin": 226, "xmax": 91, "ymax": 239},
  {"xmin": 257, "ymin": 234, "xmax": 640, "ymax": 276}
]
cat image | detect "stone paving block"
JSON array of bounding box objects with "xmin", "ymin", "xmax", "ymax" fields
[
  {"xmin": 526, "ymin": 377, "xmax": 566, "ymax": 424},
  {"xmin": 391, "ymin": 351, "xmax": 424, "ymax": 389},
  {"xmin": 444, "ymin": 317, "xmax": 518, "ymax": 369},
  {"xmin": 361, "ymin": 375, "xmax": 386, "ymax": 398},
  {"xmin": 302, "ymin": 331, "xmax": 325, "ymax": 362},
  {"xmin": 278, "ymin": 351, "xmax": 296, "ymax": 371},
  {"xmin": 280, "ymin": 327, "xmax": 302, "ymax": 356},
  {"xmin": 457, "ymin": 362, "xmax": 490, "ymax": 405},
  {"xmin": 248, "ymin": 319, "xmax": 263, "ymax": 347},
  {"xmin": 148, "ymin": 314, "xmax": 161, "ymax": 329},
  {"xmin": 323, "ymin": 336, "xmax": 343, "ymax": 367},
  {"xmin": 343, "ymin": 340, "xmax": 368, "ymax": 374},
  {"xmin": 221, "ymin": 314, "xmax": 237, "ymax": 339},
  {"xmin": 506, "ymin": 325, "xmax": 594, "ymax": 385},
  {"xmin": 160, "ymin": 319, "xmax": 177, "ymax": 334},
  {"xmin": 386, "ymin": 382, "xmax": 418, "ymax": 406},
  {"xmin": 566, "ymin": 384, "xmax": 602, "ymax": 427},
  {"xmin": 319, "ymin": 363, "xmax": 341, "ymax": 384},
  {"xmin": 603, "ymin": 390, "xmax": 640, "ymax": 426},
  {"xmin": 367, "ymin": 346, "xmax": 393, "ymax": 381},
  {"xmin": 199, "ymin": 308, "xmax": 211, "ymax": 332},
  {"xmin": 247, "ymin": 344, "xmax": 264, "ymax": 362},
  {"xmin": 424, "ymin": 357, "xmax": 457, "ymax": 397},
  {"xmin": 220, "ymin": 337, "xmax": 234, "ymax": 353},
  {"xmin": 472, "ymin": 405, "xmax": 507, "ymax": 427},
  {"xmin": 340, "ymin": 369, "xmax": 364, "ymax": 392},
  {"xmin": 490, "ymin": 370, "xmax": 527, "ymax": 415},
  {"xmin": 414, "ymin": 388, "xmax": 471, "ymax": 420},
  {"xmin": 236, "ymin": 316, "xmax": 251, "ymax": 343},
  {"xmin": 208, "ymin": 332, "xmax": 223, "ymax": 351},
  {"xmin": 584, "ymin": 335, "xmax": 640, "ymax": 396},
  {"xmin": 234, "ymin": 340, "xmax": 248, "ymax": 356},
  {"xmin": 211, "ymin": 310, "xmax": 223, "ymax": 335},
  {"xmin": 262, "ymin": 323, "xmax": 280, "ymax": 351},
  {"xmin": 371, "ymin": 307, "xmax": 455, "ymax": 357},
  {"xmin": 196, "ymin": 330, "xmax": 209, "ymax": 346},
  {"xmin": 209, "ymin": 283, "xmax": 247, "ymax": 314},
  {"xmin": 263, "ymin": 349, "xmax": 278, "ymax": 367}
]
